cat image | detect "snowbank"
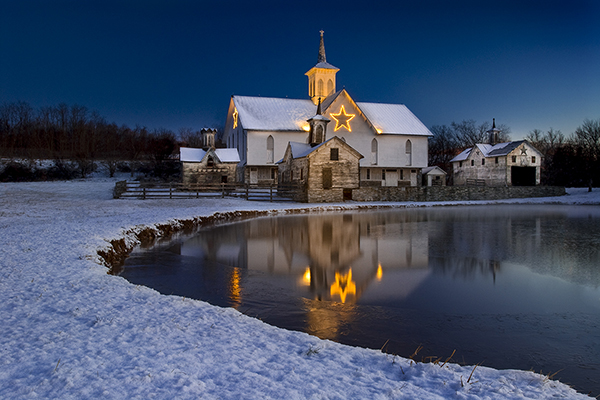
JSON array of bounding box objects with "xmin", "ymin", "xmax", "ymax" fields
[{"xmin": 0, "ymin": 176, "xmax": 596, "ymax": 399}]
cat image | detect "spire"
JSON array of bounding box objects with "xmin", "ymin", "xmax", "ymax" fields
[
  {"xmin": 306, "ymin": 30, "xmax": 339, "ymax": 105},
  {"xmin": 316, "ymin": 97, "xmax": 322, "ymax": 115},
  {"xmin": 318, "ymin": 30, "xmax": 326, "ymax": 63},
  {"xmin": 488, "ymin": 118, "xmax": 500, "ymax": 145}
]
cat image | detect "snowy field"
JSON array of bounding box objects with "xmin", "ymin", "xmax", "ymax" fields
[{"xmin": 1, "ymin": 174, "xmax": 598, "ymax": 399}]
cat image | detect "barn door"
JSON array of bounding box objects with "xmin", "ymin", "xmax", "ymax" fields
[
  {"xmin": 384, "ymin": 170, "xmax": 398, "ymax": 187},
  {"xmin": 249, "ymin": 168, "xmax": 258, "ymax": 184}
]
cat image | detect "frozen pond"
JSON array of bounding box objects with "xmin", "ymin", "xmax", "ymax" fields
[{"xmin": 121, "ymin": 205, "xmax": 600, "ymax": 396}]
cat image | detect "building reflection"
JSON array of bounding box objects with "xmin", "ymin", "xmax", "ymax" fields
[{"xmin": 152, "ymin": 205, "xmax": 600, "ymax": 343}]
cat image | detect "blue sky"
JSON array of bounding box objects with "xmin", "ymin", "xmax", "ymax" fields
[{"xmin": 1, "ymin": 0, "xmax": 598, "ymax": 139}]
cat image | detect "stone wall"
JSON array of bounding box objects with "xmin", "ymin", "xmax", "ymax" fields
[{"xmin": 352, "ymin": 185, "xmax": 565, "ymax": 202}]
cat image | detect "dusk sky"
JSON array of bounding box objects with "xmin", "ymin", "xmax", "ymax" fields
[{"xmin": 1, "ymin": 0, "xmax": 598, "ymax": 139}]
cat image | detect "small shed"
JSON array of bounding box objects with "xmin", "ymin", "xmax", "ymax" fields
[
  {"xmin": 180, "ymin": 147, "xmax": 240, "ymax": 186},
  {"xmin": 421, "ymin": 166, "xmax": 447, "ymax": 186},
  {"xmin": 278, "ymin": 136, "xmax": 363, "ymax": 203}
]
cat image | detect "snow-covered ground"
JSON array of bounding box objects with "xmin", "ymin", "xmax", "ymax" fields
[{"xmin": 1, "ymin": 174, "xmax": 598, "ymax": 399}]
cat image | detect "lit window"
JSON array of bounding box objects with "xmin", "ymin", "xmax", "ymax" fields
[{"xmin": 532, "ymin": 156, "xmax": 536, "ymax": 163}]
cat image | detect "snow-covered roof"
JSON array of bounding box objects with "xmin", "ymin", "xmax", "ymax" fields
[
  {"xmin": 356, "ymin": 102, "xmax": 432, "ymax": 136},
  {"xmin": 450, "ymin": 141, "xmax": 527, "ymax": 163},
  {"xmin": 422, "ymin": 166, "xmax": 447, "ymax": 175},
  {"xmin": 180, "ymin": 147, "xmax": 206, "ymax": 162},
  {"xmin": 232, "ymin": 94, "xmax": 432, "ymax": 136},
  {"xmin": 180, "ymin": 147, "xmax": 240, "ymax": 163},
  {"xmin": 310, "ymin": 61, "xmax": 339, "ymax": 70},
  {"xmin": 288, "ymin": 141, "xmax": 316, "ymax": 159},
  {"xmin": 215, "ymin": 149, "xmax": 241, "ymax": 163}
]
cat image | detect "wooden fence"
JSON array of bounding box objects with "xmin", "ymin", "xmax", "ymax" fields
[{"xmin": 113, "ymin": 181, "xmax": 300, "ymax": 202}]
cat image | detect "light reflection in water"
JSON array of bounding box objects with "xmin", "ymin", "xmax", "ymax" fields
[{"xmin": 121, "ymin": 205, "xmax": 600, "ymax": 397}]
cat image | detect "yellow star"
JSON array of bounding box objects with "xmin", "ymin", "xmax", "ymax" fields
[
  {"xmin": 232, "ymin": 108, "xmax": 239, "ymax": 129},
  {"xmin": 330, "ymin": 269, "xmax": 356, "ymax": 303},
  {"xmin": 330, "ymin": 105, "xmax": 355, "ymax": 132}
]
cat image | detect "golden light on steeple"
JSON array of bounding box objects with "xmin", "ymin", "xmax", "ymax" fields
[
  {"xmin": 330, "ymin": 269, "xmax": 356, "ymax": 303},
  {"xmin": 330, "ymin": 105, "xmax": 355, "ymax": 132}
]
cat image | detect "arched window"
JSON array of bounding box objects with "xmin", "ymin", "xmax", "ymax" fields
[
  {"xmin": 317, "ymin": 79, "xmax": 324, "ymax": 97},
  {"xmin": 371, "ymin": 138, "xmax": 378, "ymax": 165},
  {"xmin": 267, "ymin": 135, "xmax": 274, "ymax": 164},
  {"xmin": 315, "ymin": 125, "xmax": 324, "ymax": 144},
  {"xmin": 327, "ymin": 79, "xmax": 334, "ymax": 95},
  {"xmin": 406, "ymin": 140, "xmax": 412, "ymax": 166}
]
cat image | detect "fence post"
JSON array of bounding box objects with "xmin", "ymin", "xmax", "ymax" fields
[
  {"xmin": 142, "ymin": 186, "xmax": 146, "ymax": 200},
  {"xmin": 270, "ymin": 183, "xmax": 273, "ymax": 202},
  {"xmin": 245, "ymin": 183, "xmax": 249, "ymax": 200},
  {"xmin": 169, "ymin": 183, "xmax": 173, "ymax": 199},
  {"xmin": 221, "ymin": 183, "xmax": 225, "ymax": 198}
]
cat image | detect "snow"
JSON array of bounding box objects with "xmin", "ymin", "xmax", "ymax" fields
[
  {"xmin": 232, "ymin": 95, "xmax": 433, "ymax": 136},
  {"xmin": 0, "ymin": 174, "xmax": 597, "ymax": 399},
  {"xmin": 180, "ymin": 147, "xmax": 240, "ymax": 163}
]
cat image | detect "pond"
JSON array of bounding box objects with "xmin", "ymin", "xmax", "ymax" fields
[{"xmin": 121, "ymin": 205, "xmax": 600, "ymax": 396}]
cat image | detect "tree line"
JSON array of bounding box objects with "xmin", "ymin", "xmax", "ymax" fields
[
  {"xmin": 0, "ymin": 101, "xmax": 217, "ymax": 181},
  {"xmin": 428, "ymin": 118, "xmax": 600, "ymax": 188}
]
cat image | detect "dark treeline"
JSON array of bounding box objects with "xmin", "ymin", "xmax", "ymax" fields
[
  {"xmin": 0, "ymin": 101, "xmax": 214, "ymax": 181},
  {"xmin": 429, "ymin": 118, "xmax": 600, "ymax": 188}
]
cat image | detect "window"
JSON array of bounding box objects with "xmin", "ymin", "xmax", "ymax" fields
[
  {"xmin": 330, "ymin": 148, "xmax": 339, "ymax": 160},
  {"xmin": 366, "ymin": 169, "xmax": 370, "ymax": 180},
  {"xmin": 371, "ymin": 138, "xmax": 378, "ymax": 165},
  {"xmin": 327, "ymin": 79, "xmax": 334, "ymax": 95},
  {"xmin": 267, "ymin": 135, "xmax": 274, "ymax": 163},
  {"xmin": 532, "ymin": 156, "xmax": 536, "ymax": 163},
  {"xmin": 482, "ymin": 158, "xmax": 485, "ymax": 165},
  {"xmin": 459, "ymin": 161, "xmax": 463, "ymax": 167},
  {"xmin": 495, "ymin": 157, "xmax": 499, "ymax": 164},
  {"xmin": 300, "ymin": 168, "xmax": 303, "ymax": 180},
  {"xmin": 317, "ymin": 79, "xmax": 324, "ymax": 97},
  {"xmin": 207, "ymin": 156, "xmax": 215, "ymax": 167},
  {"xmin": 512, "ymin": 155, "xmax": 517, "ymax": 163},
  {"xmin": 471, "ymin": 160, "xmax": 475, "ymax": 166},
  {"xmin": 406, "ymin": 140, "xmax": 412, "ymax": 166},
  {"xmin": 315, "ymin": 125, "xmax": 323, "ymax": 144},
  {"xmin": 382, "ymin": 170, "xmax": 386, "ymax": 180}
]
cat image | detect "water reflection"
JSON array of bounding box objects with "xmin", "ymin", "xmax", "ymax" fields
[
  {"xmin": 176, "ymin": 211, "xmax": 431, "ymax": 306},
  {"xmin": 122, "ymin": 205, "xmax": 600, "ymax": 396}
]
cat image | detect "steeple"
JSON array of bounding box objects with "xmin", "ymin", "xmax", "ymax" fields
[
  {"xmin": 318, "ymin": 30, "xmax": 326, "ymax": 63},
  {"xmin": 305, "ymin": 31, "xmax": 339, "ymax": 105},
  {"xmin": 307, "ymin": 97, "xmax": 330, "ymax": 146},
  {"xmin": 487, "ymin": 118, "xmax": 501, "ymax": 146}
]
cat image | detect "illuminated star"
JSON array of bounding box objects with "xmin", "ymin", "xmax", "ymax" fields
[
  {"xmin": 232, "ymin": 108, "xmax": 239, "ymax": 129},
  {"xmin": 330, "ymin": 105, "xmax": 355, "ymax": 132},
  {"xmin": 330, "ymin": 269, "xmax": 356, "ymax": 303}
]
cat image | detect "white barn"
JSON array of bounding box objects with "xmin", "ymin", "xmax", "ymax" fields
[{"xmin": 222, "ymin": 32, "xmax": 432, "ymax": 187}]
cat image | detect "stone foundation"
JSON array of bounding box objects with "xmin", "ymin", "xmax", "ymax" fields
[{"xmin": 351, "ymin": 185, "xmax": 566, "ymax": 202}]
